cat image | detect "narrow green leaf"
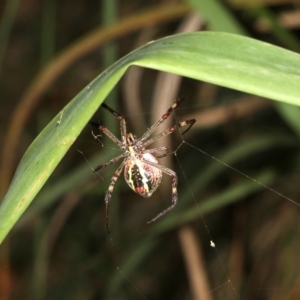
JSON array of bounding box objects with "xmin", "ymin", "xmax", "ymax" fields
[
  {"xmin": 186, "ymin": 0, "xmax": 246, "ymax": 35},
  {"xmin": 1, "ymin": 32, "xmax": 300, "ymax": 243},
  {"xmin": 152, "ymin": 169, "xmax": 276, "ymax": 234},
  {"xmin": 275, "ymin": 102, "xmax": 300, "ymax": 139}
]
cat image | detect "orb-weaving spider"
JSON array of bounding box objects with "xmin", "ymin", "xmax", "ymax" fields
[{"xmin": 91, "ymin": 98, "xmax": 196, "ymax": 232}]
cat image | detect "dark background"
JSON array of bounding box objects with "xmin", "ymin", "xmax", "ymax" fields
[{"xmin": 1, "ymin": 0, "xmax": 300, "ymax": 299}]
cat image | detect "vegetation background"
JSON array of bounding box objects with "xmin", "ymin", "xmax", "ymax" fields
[{"xmin": 0, "ymin": 0, "xmax": 300, "ymax": 299}]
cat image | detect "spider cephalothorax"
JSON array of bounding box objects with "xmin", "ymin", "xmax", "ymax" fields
[
  {"xmin": 124, "ymin": 136, "xmax": 163, "ymax": 198},
  {"xmin": 91, "ymin": 98, "xmax": 196, "ymax": 232}
]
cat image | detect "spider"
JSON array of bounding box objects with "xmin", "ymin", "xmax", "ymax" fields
[{"xmin": 91, "ymin": 97, "xmax": 196, "ymax": 232}]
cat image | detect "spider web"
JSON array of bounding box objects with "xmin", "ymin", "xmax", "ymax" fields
[
  {"xmin": 79, "ymin": 93, "xmax": 300, "ymax": 300},
  {"xmin": 166, "ymin": 101, "xmax": 300, "ymax": 300}
]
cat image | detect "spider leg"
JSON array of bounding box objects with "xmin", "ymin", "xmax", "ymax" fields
[
  {"xmin": 144, "ymin": 146, "xmax": 174, "ymax": 158},
  {"xmin": 139, "ymin": 158, "xmax": 178, "ymax": 224},
  {"xmin": 148, "ymin": 171, "xmax": 177, "ymax": 223},
  {"xmin": 93, "ymin": 152, "xmax": 127, "ymax": 172},
  {"xmin": 104, "ymin": 161, "xmax": 125, "ymax": 233},
  {"xmin": 143, "ymin": 119, "xmax": 196, "ymax": 148},
  {"xmin": 180, "ymin": 119, "xmax": 196, "ymax": 135},
  {"xmin": 90, "ymin": 121, "xmax": 123, "ymax": 149},
  {"xmin": 101, "ymin": 103, "xmax": 127, "ymax": 144},
  {"xmin": 140, "ymin": 97, "xmax": 187, "ymax": 142}
]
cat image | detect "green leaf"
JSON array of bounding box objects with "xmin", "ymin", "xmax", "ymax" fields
[
  {"xmin": 186, "ymin": 0, "xmax": 246, "ymax": 35},
  {"xmin": 1, "ymin": 32, "xmax": 300, "ymax": 243},
  {"xmin": 275, "ymin": 102, "xmax": 300, "ymax": 139},
  {"xmin": 152, "ymin": 169, "xmax": 277, "ymax": 234}
]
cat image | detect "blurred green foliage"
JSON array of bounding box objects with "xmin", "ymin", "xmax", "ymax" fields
[{"xmin": 1, "ymin": 0, "xmax": 300, "ymax": 299}]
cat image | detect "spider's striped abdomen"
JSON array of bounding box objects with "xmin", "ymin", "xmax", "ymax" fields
[{"xmin": 124, "ymin": 153, "xmax": 163, "ymax": 198}]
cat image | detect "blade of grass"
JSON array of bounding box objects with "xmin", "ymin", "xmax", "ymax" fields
[
  {"xmin": 249, "ymin": 7, "xmax": 300, "ymax": 52},
  {"xmin": 275, "ymin": 102, "xmax": 300, "ymax": 139},
  {"xmin": 0, "ymin": 32, "xmax": 300, "ymax": 243},
  {"xmin": 16, "ymin": 148, "xmax": 117, "ymax": 227},
  {"xmin": 184, "ymin": 134, "xmax": 297, "ymax": 198},
  {"xmin": 187, "ymin": 0, "xmax": 246, "ymax": 34},
  {"xmin": 152, "ymin": 169, "xmax": 276, "ymax": 234}
]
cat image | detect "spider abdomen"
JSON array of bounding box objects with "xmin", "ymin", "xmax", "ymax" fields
[{"xmin": 124, "ymin": 153, "xmax": 163, "ymax": 198}]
